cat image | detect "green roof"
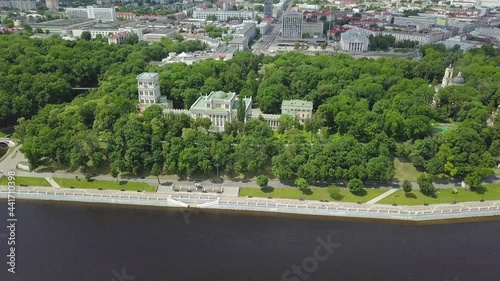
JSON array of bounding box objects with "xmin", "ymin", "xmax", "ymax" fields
[{"xmin": 281, "ymin": 99, "xmax": 313, "ymax": 108}]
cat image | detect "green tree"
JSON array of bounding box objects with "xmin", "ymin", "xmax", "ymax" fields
[
  {"xmin": 417, "ymin": 174, "xmax": 435, "ymax": 196},
  {"xmin": 256, "ymin": 175, "xmax": 268, "ymax": 187},
  {"xmin": 348, "ymin": 179, "xmax": 364, "ymax": 194},
  {"xmin": 174, "ymin": 34, "xmax": 184, "ymax": 42},
  {"xmin": 295, "ymin": 177, "xmax": 308, "ymax": 191},
  {"xmin": 402, "ymin": 180, "xmax": 412, "ymax": 193},
  {"xmin": 151, "ymin": 162, "xmax": 161, "ymax": 185},
  {"xmin": 81, "ymin": 31, "xmax": 91, "ymax": 41},
  {"xmin": 237, "ymin": 97, "xmax": 246, "ymax": 122},
  {"xmin": 464, "ymin": 172, "xmax": 482, "ymax": 191},
  {"xmin": 328, "ymin": 185, "xmax": 343, "ymax": 200},
  {"xmin": 111, "ymin": 162, "xmax": 120, "ymax": 181}
]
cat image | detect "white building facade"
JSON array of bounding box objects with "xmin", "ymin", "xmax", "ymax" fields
[
  {"xmin": 192, "ymin": 10, "xmax": 255, "ymax": 21},
  {"xmin": 137, "ymin": 73, "xmax": 161, "ymax": 107},
  {"xmin": 340, "ymin": 30, "xmax": 369, "ymax": 52},
  {"xmin": 66, "ymin": 6, "xmax": 117, "ymax": 22}
]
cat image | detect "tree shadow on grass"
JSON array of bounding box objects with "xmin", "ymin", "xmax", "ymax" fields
[
  {"xmin": 405, "ymin": 192, "xmax": 417, "ymax": 199},
  {"xmin": 351, "ymin": 189, "xmax": 367, "ymax": 197},
  {"xmin": 474, "ymin": 186, "xmax": 488, "ymax": 194},
  {"xmin": 330, "ymin": 194, "xmax": 344, "ymax": 201},
  {"xmin": 302, "ymin": 188, "xmax": 313, "ymax": 195},
  {"xmin": 261, "ymin": 187, "xmax": 274, "ymax": 193},
  {"xmin": 119, "ymin": 180, "xmax": 128, "ymax": 186}
]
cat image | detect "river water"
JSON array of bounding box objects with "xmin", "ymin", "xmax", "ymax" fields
[{"xmin": 0, "ymin": 200, "xmax": 499, "ymax": 281}]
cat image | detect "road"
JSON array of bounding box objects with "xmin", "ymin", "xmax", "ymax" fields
[{"xmin": 252, "ymin": 0, "xmax": 293, "ymax": 54}]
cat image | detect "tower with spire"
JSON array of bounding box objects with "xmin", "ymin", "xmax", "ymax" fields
[{"xmin": 441, "ymin": 64, "xmax": 454, "ymax": 87}]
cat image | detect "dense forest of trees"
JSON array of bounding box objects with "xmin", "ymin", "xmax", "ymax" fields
[
  {"xmin": 5, "ymin": 33, "xmax": 500, "ymax": 184},
  {"xmin": 0, "ymin": 35, "xmax": 207, "ymax": 126}
]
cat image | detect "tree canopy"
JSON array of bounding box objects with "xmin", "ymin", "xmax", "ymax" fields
[{"xmin": 5, "ymin": 35, "xmax": 499, "ymax": 185}]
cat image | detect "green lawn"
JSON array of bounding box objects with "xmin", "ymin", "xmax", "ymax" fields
[
  {"xmin": 0, "ymin": 131, "xmax": 6, "ymax": 137},
  {"xmin": 0, "ymin": 176, "xmax": 51, "ymax": 186},
  {"xmin": 378, "ymin": 184, "xmax": 500, "ymax": 205},
  {"xmin": 394, "ymin": 157, "xmax": 421, "ymax": 182},
  {"xmin": 54, "ymin": 178, "xmax": 156, "ymax": 192},
  {"xmin": 239, "ymin": 187, "xmax": 388, "ymax": 203}
]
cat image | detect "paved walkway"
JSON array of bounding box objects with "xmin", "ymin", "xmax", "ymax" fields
[
  {"xmin": 1, "ymin": 143, "xmax": 500, "ymax": 192},
  {"xmin": 45, "ymin": 177, "xmax": 60, "ymax": 188},
  {"xmin": 365, "ymin": 188, "xmax": 399, "ymax": 204},
  {"xmin": 2, "ymin": 185, "xmax": 500, "ymax": 221}
]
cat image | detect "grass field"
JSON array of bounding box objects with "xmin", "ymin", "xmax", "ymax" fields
[
  {"xmin": 54, "ymin": 178, "xmax": 156, "ymax": 192},
  {"xmin": 394, "ymin": 157, "xmax": 421, "ymax": 182},
  {"xmin": 0, "ymin": 132, "xmax": 6, "ymax": 137},
  {"xmin": 239, "ymin": 187, "xmax": 388, "ymax": 203},
  {"xmin": 378, "ymin": 184, "xmax": 500, "ymax": 205},
  {"xmin": 0, "ymin": 176, "xmax": 51, "ymax": 186}
]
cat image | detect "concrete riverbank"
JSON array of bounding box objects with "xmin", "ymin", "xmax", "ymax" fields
[{"xmin": 1, "ymin": 186, "xmax": 500, "ymax": 222}]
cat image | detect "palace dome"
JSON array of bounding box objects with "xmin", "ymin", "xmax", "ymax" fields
[
  {"xmin": 451, "ymin": 72, "xmax": 465, "ymax": 85},
  {"xmin": 212, "ymin": 91, "xmax": 228, "ymax": 99}
]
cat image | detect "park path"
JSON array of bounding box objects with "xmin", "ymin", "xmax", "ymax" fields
[
  {"xmin": 1, "ymin": 141, "xmax": 500, "ymax": 191},
  {"xmin": 365, "ymin": 189, "xmax": 399, "ymax": 204},
  {"xmin": 45, "ymin": 177, "xmax": 60, "ymax": 188}
]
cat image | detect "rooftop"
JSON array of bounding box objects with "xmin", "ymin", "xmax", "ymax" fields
[
  {"xmin": 282, "ymin": 99, "xmax": 313, "ymax": 108},
  {"xmin": 137, "ymin": 72, "xmax": 159, "ymax": 79},
  {"xmin": 110, "ymin": 30, "xmax": 131, "ymax": 39},
  {"xmin": 31, "ymin": 18, "xmax": 94, "ymax": 27}
]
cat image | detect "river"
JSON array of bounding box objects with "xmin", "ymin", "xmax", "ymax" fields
[{"xmin": 0, "ymin": 200, "xmax": 499, "ymax": 281}]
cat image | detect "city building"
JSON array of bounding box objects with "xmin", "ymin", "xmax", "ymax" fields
[
  {"xmin": 108, "ymin": 30, "xmax": 131, "ymax": 44},
  {"xmin": 137, "ymin": 73, "xmax": 161, "ymax": 107},
  {"xmin": 66, "ymin": 6, "xmax": 117, "ymax": 22},
  {"xmin": 150, "ymin": 52, "xmax": 213, "ymax": 66},
  {"xmin": 340, "ymin": 30, "xmax": 369, "ymax": 52},
  {"xmin": 393, "ymin": 16, "xmax": 437, "ymax": 31},
  {"xmin": 228, "ymin": 37, "xmax": 249, "ymax": 50},
  {"xmin": 31, "ymin": 19, "xmax": 95, "ymax": 36},
  {"xmin": 433, "ymin": 65, "xmax": 466, "ymax": 106},
  {"xmin": 281, "ymin": 100, "xmax": 313, "ymax": 123},
  {"xmin": 233, "ymin": 23, "xmax": 256, "ymax": 40},
  {"xmin": 301, "ymin": 22, "xmax": 323, "ymax": 38},
  {"xmin": 434, "ymin": 65, "xmax": 465, "ymax": 93},
  {"xmin": 470, "ymin": 27, "xmax": 500, "ymax": 41},
  {"xmin": 450, "ymin": 0, "xmax": 478, "ymax": 7},
  {"xmin": 257, "ymin": 21, "xmax": 269, "ymax": 34},
  {"xmin": 116, "ymin": 12, "xmax": 136, "ymax": 20},
  {"xmin": 479, "ymin": 0, "xmax": 500, "ymax": 7},
  {"xmin": 45, "ymin": 0, "xmax": 58, "ymax": 10},
  {"xmin": 187, "ymin": 91, "xmax": 252, "ymax": 131},
  {"xmin": 282, "ymin": 12, "xmax": 303, "ymax": 39},
  {"xmin": 0, "ymin": 0, "xmax": 36, "ymax": 10},
  {"xmin": 296, "ymin": 4, "xmax": 320, "ymax": 11},
  {"xmin": 439, "ymin": 37, "xmax": 476, "ymax": 53},
  {"xmin": 381, "ymin": 30, "xmax": 445, "ymax": 45},
  {"xmin": 137, "ymin": 74, "xmax": 314, "ymax": 131},
  {"xmin": 192, "ymin": 10, "xmax": 255, "ymax": 21},
  {"xmin": 179, "ymin": 19, "xmax": 208, "ymax": 28},
  {"xmin": 264, "ymin": 0, "xmax": 273, "ymax": 18}
]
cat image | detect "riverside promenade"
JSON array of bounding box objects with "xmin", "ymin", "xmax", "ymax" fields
[{"xmin": 1, "ymin": 186, "xmax": 500, "ymax": 222}]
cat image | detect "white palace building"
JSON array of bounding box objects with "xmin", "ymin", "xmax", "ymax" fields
[{"xmin": 137, "ymin": 72, "xmax": 313, "ymax": 131}]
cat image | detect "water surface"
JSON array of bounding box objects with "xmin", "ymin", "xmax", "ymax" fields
[{"xmin": 0, "ymin": 200, "xmax": 499, "ymax": 281}]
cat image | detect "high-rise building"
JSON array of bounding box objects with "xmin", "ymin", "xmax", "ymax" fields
[
  {"xmin": 264, "ymin": 0, "xmax": 273, "ymax": 18},
  {"xmin": 0, "ymin": 0, "xmax": 36, "ymax": 10},
  {"xmin": 45, "ymin": 0, "xmax": 58, "ymax": 10},
  {"xmin": 66, "ymin": 6, "xmax": 117, "ymax": 22},
  {"xmin": 281, "ymin": 12, "xmax": 303, "ymax": 39},
  {"xmin": 137, "ymin": 73, "xmax": 161, "ymax": 107}
]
